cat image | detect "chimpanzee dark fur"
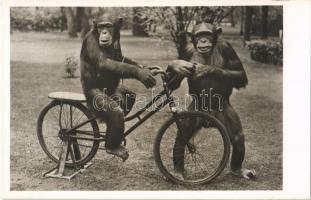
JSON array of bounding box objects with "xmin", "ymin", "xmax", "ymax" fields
[
  {"xmin": 170, "ymin": 23, "xmax": 250, "ymax": 175},
  {"xmin": 80, "ymin": 19, "xmax": 147, "ymax": 150}
]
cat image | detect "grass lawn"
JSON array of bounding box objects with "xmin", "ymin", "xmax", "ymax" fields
[{"xmin": 10, "ymin": 31, "xmax": 282, "ymax": 190}]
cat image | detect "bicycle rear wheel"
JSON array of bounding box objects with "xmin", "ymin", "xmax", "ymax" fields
[
  {"xmin": 154, "ymin": 111, "xmax": 230, "ymax": 185},
  {"xmin": 37, "ymin": 100, "xmax": 100, "ymax": 167}
]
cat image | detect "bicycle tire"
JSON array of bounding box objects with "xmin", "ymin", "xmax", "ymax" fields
[{"xmin": 154, "ymin": 111, "xmax": 230, "ymax": 185}]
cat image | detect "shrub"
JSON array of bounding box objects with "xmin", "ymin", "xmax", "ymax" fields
[
  {"xmin": 64, "ymin": 56, "xmax": 78, "ymax": 78},
  {"xmin": 246, "ymin": 40, "xmax": 283, "ymax": 66},
  {"xmin": 10, "ymin": 8, "xmax": 35, "ymax": 31},
  {"xmin": 11, "ymin": 7, "xmax": 65, "ymax": 31}
]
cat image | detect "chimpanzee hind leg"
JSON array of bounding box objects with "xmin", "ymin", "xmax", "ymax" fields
[
  {"xmin": 173, "ymin": 101, "xmax": 203, "ymax": 175},
  {"xmin": 213, "ymin": 102, "xmax": 256, "ymax": 179},
  {"xmin": 113, "ymin": 87, "xmax": 136, "ymax": 116},
  {"xmin": 85, "ymin": 88, "xmax": 125, "ymax": 150}
]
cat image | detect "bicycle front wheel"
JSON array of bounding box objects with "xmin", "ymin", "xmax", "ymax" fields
[{"xmin": 154, "ymin": 111, "xmax": 231, "ymax": 185}]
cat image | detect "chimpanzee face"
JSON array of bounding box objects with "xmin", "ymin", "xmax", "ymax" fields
[
  {"xmin": 97, "ymin": 22, "xmax": 114, "ymax": 48},
  {"xmin": 195, "ymin": 33, "xmax": 214, "ymax": 54},
  {"xmin": 191, "ymin": 22, "xmax": 222, "ymax": 55}
]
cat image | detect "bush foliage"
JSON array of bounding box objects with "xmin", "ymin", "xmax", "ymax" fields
[
  {"xmin": 246, "ymin": 40, "xmax": 283, "ymax": 65},
  {"xmin": 64, "ymin": 56, "xmax": 78, "ymax": 78},
  {"xmin": 11, "ymin": 8, "xmax": 65, "ymax": 31}
]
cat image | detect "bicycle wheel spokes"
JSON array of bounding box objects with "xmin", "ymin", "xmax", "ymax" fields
[
  {"xmin": 38, "ymin": 101, "xmax": 100, "ymax": 166},
  {"xmin": 155, "ymin": 112, "xmax": 230, "ymax": 185},
  {"xmin": 183, "ymin": 128, "xmax": 225, "ymax": 180}
]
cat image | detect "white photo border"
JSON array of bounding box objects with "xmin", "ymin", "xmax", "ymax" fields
[{"xmin": 0, "ymin": 0, "xmax": 310, "ymax": 199}]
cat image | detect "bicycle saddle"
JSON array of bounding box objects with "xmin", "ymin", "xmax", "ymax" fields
[{"xmin": 48, "ymin": 92, "xmax": 87, "ymax": 102}]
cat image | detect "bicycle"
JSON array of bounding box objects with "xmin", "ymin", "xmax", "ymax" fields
[{"xmin": 37, "ymin": 68, "xmax": 231, "ymax": 185}]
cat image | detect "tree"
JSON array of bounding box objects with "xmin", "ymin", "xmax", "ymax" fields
[
  {"xmin": 261, "ymin": 6, "xmax": 269, "ymax": 39},
  {"xmin": 77, "ymin": 7, "xmax": 91, "ymax": 38},
  {"xmin": 59, "ymin": 7, "xmax": 67, "ymax": 32},
  {"xmin": 132, "ymin": 7, "xmax": 149, "ymax": 37},
  {"xmin": 230, "ymin": 8, "xmax": 235, "ymax": 27},
  {"xmin": 76, "ymin": 7, "xmax": 83, "ymax": 32},
  {"xmin": 65, "ymin": 7, "xmax": 77, "ymax": 38},
  {"xmin": 137, "ymin": 7, "xmax": 234, "ymax": 59},
  {"xmin": 64, "ymin": 7, "xmax": 91, "ymax": 38},
  {"xmin": 244, "ymin": 7, "xmax": 253, "ymax": 43},
  {"xmin": 175, "ymin": 7, "xmax": 188, "ymax": 59},
  {"xmin": 240, "ymin": 7, "xmax": 244, "ymax": 35}
]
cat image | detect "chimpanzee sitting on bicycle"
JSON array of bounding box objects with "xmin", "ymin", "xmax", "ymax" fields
[{"xmin": 80, "ymin": 17, "xmax": 160, "ymax": 161}]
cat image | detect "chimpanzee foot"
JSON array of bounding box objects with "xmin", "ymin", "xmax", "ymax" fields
[
  {"xmin": 173, "ymin": 168, "xmax": 187, "ymax": 181},
  {"xmin": 173, "ymin": 170, "xmax": 185, "ymax": 181},
  {"xmin": 106, "ymin": 145, "xmax": 129, "ymax": 162},
  {"xmin": 231, "ymin": 168, "xmax": 256, "ymax": 180}
]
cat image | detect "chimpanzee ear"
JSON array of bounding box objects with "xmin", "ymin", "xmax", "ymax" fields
[
  {"xmin": 216, "ymin": 27, "xmax": 222, "ymax": 36},
  {"xmin": 114, "ymin": 18, "xmax": 123, "ymax": 29}
]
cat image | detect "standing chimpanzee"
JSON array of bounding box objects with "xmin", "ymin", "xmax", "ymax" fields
[
  {"xmin": 80, "ymin": 18, "xmax": 157, "ymax": 161},
  {"xmin": 167, "ymin": 22, "xmax": 256, "ymax": 180}
]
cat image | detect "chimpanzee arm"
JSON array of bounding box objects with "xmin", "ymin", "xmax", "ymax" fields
[
  {"xmin": 100, "ymin": 59, "xmax": 141, "ymax": 78},
  {"xmin": 122, "ymin": 56, "xmax": 144, "ymax": 68},
  {"xmin": 84, "ymin": 33, "xmax": 142, "ymax": 78},
  {"xmin": 195, "ymin": 42, "xmax": 248, "ymax": 89},
  {"xmin": 166, "ymin": 66, "xmax": 186, "ymax": 90},
  {"xmin": 165, "ymin": 45, "xmax": 194, "ymax": 90}
]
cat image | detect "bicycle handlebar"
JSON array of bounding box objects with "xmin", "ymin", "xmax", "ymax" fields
[
  {"xmin": 148, "ymin": 66, "xmax": 166, "ymax": 75},
  {"xmin": 148, "ymin": 65, "xmax": 168, "ymax": 82}
]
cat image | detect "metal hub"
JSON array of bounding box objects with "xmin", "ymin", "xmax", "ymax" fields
[{"xmin": 58, "ymin": 129, "xmax": 70, "ymax": 140}]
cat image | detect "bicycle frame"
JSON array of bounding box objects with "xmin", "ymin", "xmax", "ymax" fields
[
  {"xmin": 60, "ymin": 73, "xmax": 180, "ymax": 142},
  {"xmin": 124, "ymin": 89, "xmax": 174, "ymax": 137}
]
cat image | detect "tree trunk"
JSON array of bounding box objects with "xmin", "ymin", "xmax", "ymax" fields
[
  {"xmin": 261, "ymin": 6, "xmax": 269, "ymax": 39},
  {"xmin": 244, "ymin": 7, "xmax": 253, "ymax": 42},
  {"xmin": 76, "ymin": 7, "xmax": 83, "ymax": 33},
  {"xmin": 230, "ymin": 9, "xmax": 235, "ymax": 27},
  {"xmin": 65, "ymin": 7, "xmax": 77, "ymax": 38},
  {"xmin": 176, "ymin": 7, "xmax": 188, "ymax": 60},
  {"xmin": 240, "ymin": 7, "xmax": 244, "ymax": 35},
  {"xmin": 132, "ymin": 7, "xmax": 149, "ymax": 37},
  {"xmin": 60, "ymin": 7, "xmax": 67, "ymax": 32},
  {"xmin": 79, "ymin": 7, "xmax": 91, "ymax": 38}
]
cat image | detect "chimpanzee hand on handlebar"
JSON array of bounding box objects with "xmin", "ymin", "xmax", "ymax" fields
[
  {"xmin": 167, "ymin": 60, "xmax": 196, "ymax": 77},
  {"xmin": 136, "ymin": 65, "xmax": 167, "ymax": 88},
  {"xmin": 147, "ymin": 66, "xmax": 165, "ymax": 76},
  {"xmin": 136, "ymin": 68, "xmax": 157, "ymax": 88}
]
